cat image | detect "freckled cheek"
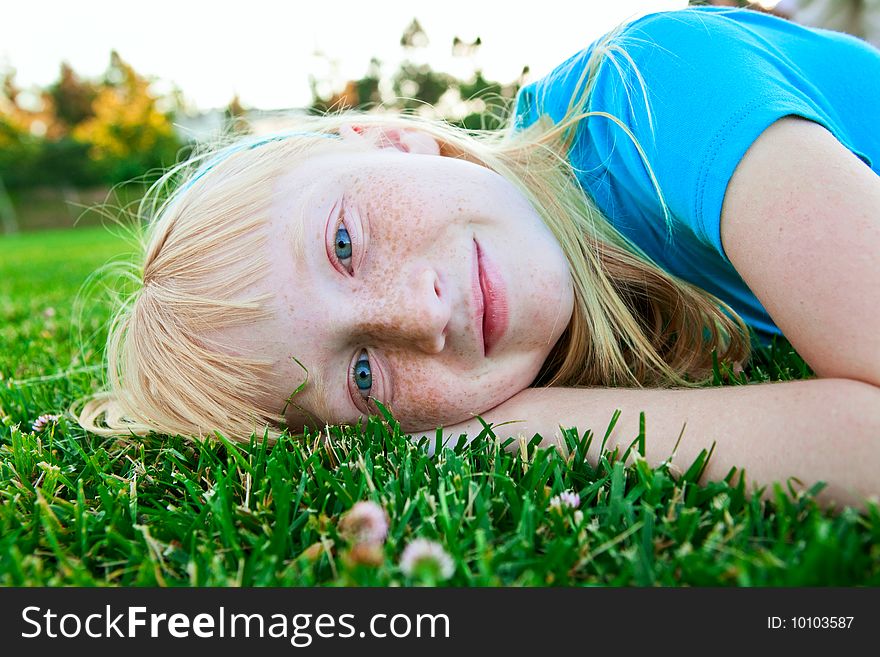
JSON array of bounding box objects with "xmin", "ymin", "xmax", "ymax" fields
[{"xmin": 384, "ymin": 366, "xmax": 488, "ymax": 432}]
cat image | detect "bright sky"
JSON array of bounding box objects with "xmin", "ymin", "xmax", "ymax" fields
[{"xmin": 3, "ymin": 0, "xmax": 689, "ymax": 110}]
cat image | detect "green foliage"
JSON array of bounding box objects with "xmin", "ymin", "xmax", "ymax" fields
[
  {"xmin": 391, "ymin": 63, "xmax": 456, "ymax": 110},
  {"xmin": 308, "ymin": 23, "xmax": 522, "ymax": 124},
  {"xmin": 1, "ymin": 227, "xmax": 878, "ymax": 586},
  {"xmin": 0, "ymin": 53, "xmax": 182, "ymax": 189},
  {"xmin": 47, "ymin": 62, "xmax": 97, "ymax": 129},
  {"xmin": 5, "ymin": 137, "xmax": 104, "ymax": 188},
  {"xmin": 0, "ymin": 115, "xmax": 42, "ymax": 187},
  {"xmin": 3, "ymin": 24, "xmax": 519, "ymax": 192},
  {"xmin": 71, "ymin": 52, "xmax": 182, "ymax": 184}
]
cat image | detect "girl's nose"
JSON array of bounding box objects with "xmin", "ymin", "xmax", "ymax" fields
[
  {"xmin": 343, "ymin": 267, "xmax": 452, "ymax": 354},
  {"xmin": 402, "ymin": 267, "xmax": 449, "ymax": 353},
  {"xmin": 365, "ymin": 267, "xmax": 450, "ymax": 354}
]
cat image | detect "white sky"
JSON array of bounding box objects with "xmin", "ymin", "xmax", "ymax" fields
[{"xmin": 2, "ymin": 0, "xmax": 689, "ymax": 111}]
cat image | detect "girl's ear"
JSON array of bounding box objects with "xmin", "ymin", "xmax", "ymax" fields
[{"xmin": 338, "ymin": 123, "xmax": 441, "ymax": 155}]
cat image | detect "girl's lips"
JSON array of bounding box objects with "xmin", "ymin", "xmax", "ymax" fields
[
  {"xmin": 471, "ymin": 239, "xmax": 485, "ymax": 357},
  {"xmin": 475, "ymin": 239, "xmax": 508, "ymax": 357}
]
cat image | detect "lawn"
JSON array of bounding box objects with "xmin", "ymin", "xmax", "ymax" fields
[{"xmin": 1, "ymin": 225, "xmax": 878, "ymax": 586}]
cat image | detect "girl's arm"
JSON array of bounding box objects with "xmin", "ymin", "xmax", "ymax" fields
[
  {"xmin": 719, "ymin": 116, "xmax": 880, "ymax": 388},
  {"xmin": 427, "ymin": 379, "xmax": 880, "ymax": 509}
]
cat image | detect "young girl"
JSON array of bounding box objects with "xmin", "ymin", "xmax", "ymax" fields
[{"xmin": 76, "ymin": 6, "xmax": 880, "ymax": 507}]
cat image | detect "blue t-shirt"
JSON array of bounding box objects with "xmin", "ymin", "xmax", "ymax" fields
[{"xmin": 513, "ymin": 6, "xmax": 880, "ymax": 345}]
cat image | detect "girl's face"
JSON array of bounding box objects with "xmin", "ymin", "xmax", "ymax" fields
[{"xmin": 236, "ymin": 126, "xmax": 574, "ymax": 433}]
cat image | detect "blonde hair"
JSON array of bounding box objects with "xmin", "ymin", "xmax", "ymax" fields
[{"xmin": 74, "ymin": 25, "xmax": 750, "ymax": 442}]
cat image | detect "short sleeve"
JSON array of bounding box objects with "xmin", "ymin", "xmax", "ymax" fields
[{"xmin": 576, "ymin": 9, "xmax": 872, "ymax": 262}]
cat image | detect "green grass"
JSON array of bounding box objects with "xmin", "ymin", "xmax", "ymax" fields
[{"xmin": 1, "ymin": 226, "xmax": 878, "ymax": 586}]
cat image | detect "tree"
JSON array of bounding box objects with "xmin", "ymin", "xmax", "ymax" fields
[
  {"xmin": 47, "ymin": 62, "xmax": 97, "ymax": 131},
  {"xmin": 400, "ymin": 18, "xmax": 429, "ymax": 48},
  {"xmin": 225, "ymin": 93, "xmax": 249, "ymax": 134},
  {"xmin": 309, "ymin": 21, "xmax": 522, "ymax": 122},
  {"xmin": 309, "ymin": 57, "xmax": 384, "ymax": 114},
  {"xmin": 0, "ymin": 69, "xmax": 54, "ymax": 186},
  {"xmin": 72, "ymin": 51, "xmax": 181, "ymax": 183},
  {"xmin": 391, "ymin": 62, "xmax": 455, "ymax": 109}
]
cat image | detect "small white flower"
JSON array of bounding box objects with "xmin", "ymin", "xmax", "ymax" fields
[
  {"xmin": 549, "ymin": 490, "xmax": 581, "ymax": 512},
  {"xmin": 339, "ymin": 500, "xmax": 390, "ymax": 545},
  {"xmin": 399, "ymin": 538, "xmax": 454, "ymax": 580},
  {"xmin": 31, "ymin": 414, "xmax": 60, "ymax": 432}
]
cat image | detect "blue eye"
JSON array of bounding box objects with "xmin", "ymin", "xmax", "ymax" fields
[
  {"xmin": 334, "ymin": 222, "xmax": 353, "ymax": 268},
  {"xmin": 352, "ymin": 351, "xmax": 372, "ymax": 398}
]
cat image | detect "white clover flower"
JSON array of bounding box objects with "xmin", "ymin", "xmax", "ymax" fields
[
  {"xmin": 399, "ymin": 538, "xmax": 454, "ymax": 581},
  {"xmin": 338, "ymin": 500, "xmax": 390, "ymax": 545},
  {"xmin": 549, "ymin": 490, "xmax": 581, "ymax": 512},
  {"xmin": 31, "ymin": 414, "xmax": 60, "ymax": 432}
]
